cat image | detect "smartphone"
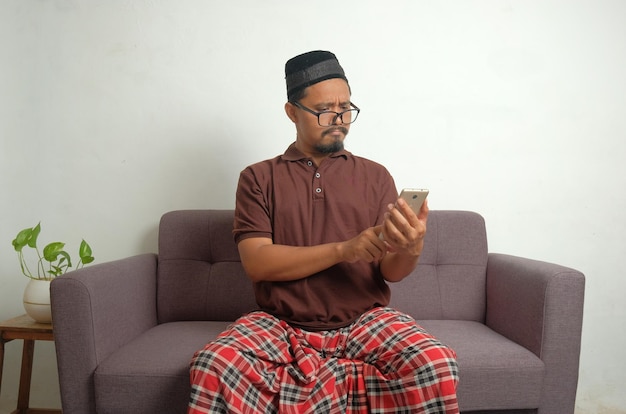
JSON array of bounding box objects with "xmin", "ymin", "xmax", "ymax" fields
[
  {"xmin": 379, "ymin": 188, "xmax": 429, "ymax": 240},
  {"xmin": 399, "ymin": 188, "xmax": 429, "ymax": 214}
]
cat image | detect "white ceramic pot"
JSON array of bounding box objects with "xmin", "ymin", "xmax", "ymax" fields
[{"xmin": 23, "ymin": 279, "xmax": 52, "ymax": 323}]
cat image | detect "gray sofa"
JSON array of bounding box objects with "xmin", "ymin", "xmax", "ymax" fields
[{"xmin": 50, "ymin": 209, "xmax": 585, "ymax": 414}]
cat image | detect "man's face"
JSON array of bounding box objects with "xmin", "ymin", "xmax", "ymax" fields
[{"xmin": 288, "ymin": 78, "xmax": 352, "ymax": 158}]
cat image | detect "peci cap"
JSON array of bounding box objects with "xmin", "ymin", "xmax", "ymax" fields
[{"xmin": 285, "ymin": 50, "xmax": 348, "ymax": 100}]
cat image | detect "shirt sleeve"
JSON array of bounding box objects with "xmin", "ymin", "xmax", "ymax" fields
[{"xmin": 233, "ymin": 166, "xmax": 273, "ymax": 244}]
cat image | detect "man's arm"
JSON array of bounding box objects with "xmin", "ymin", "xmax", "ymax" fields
[
  {"xmin": 238, "ymin": 226, "xmax": 387, "ymax": 283},
  {"xmin": 238, "ymin": 197, "xmax": 427, "ymax": 284}
]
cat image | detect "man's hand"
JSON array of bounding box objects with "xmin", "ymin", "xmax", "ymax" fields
[
  {"xmin": 381, "ymin": 197, "xmax": 429, "ymax": 257},
  {"xmin": 378, "ymin": 198, "xmax": 429, "ymax": 282},
  {"xmin": 338, "ymin": 226, "xmax": 388, "ymax": 264}
]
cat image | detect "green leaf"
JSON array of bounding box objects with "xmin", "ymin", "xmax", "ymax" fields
[
  {"xmin": 57, "ymin": 251, "xmax": 72, "ymax": 268},
  {"xmin": 28, "ymin": 223, "xmax": 41, "ymax": 248},
  {"xmin": 43, "ymin": 242, "xmax": 65, "ymax": 262},
  {"xmin": 79, "ymin": 239, "xmax": 93, "ymax": 259},
  {"xmin": 82, "ymin": 256, "xmax": 95, "ymax": 265},
  {"xmin": 48, "ymin": 266, "xmax": 63, "ymax": 277},
  {"xmin": 12, "ymin": 228, "xmax": 33, "ymax": 252},
  {"xmin": 78, "ymin": 240, "xmax": 95, "ymax": 265}
]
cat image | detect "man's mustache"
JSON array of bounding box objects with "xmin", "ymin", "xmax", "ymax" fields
[{"xmin": 322, "ymin": 126, "xmax": 349, "ymax": 137}]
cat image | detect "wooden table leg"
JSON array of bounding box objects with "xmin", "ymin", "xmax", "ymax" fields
[
  {"xmin": 0, "ymin": 338, "xmax": 6, "ymax": 396},
  {"xmin": 0, "ymin": 316, "xmax": 61, "ymax": 414},
  {"xmin": 16, "ymin": 339, "xmax": 35, "ymax": 413}
]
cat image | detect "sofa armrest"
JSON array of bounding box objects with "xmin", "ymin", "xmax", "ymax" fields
[
  {"xmin": 486, "ymin": 252, "xmax": 585, "ymax": 413},
  {"xmin": 50, "ymin": 254, "xmax": 158, "ymax": 414}
]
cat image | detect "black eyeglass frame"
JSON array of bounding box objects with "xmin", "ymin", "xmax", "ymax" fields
[{"xmin": 289, "ymin": 101, "xmax": 361, "ymax": 127}]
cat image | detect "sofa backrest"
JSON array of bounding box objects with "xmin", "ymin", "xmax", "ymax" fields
[
  {"xmin": 156, "ymin": 209, "xmax": 488, "ymax": 324},
  {"xmin": 388, "ymin": 210, "xmax": 488, "ymax": 321}
]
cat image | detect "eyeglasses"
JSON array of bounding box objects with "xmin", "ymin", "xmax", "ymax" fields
[{"xmin": 290, "ymin": 101, "xmax": 360, "ymax": 127}]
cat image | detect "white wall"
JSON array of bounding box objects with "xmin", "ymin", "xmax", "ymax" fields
[{"xmin": 1, "ymin": 1, "xmax": 624, "ymax": 412}]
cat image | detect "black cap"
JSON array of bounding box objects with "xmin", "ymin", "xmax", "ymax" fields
[{"xmin": 285, "ymin": 50, "xmax": 348, "ymax": 100}]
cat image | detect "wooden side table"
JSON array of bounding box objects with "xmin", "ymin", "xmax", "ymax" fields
[{"xmin": 0, "ymin": 314, "xmax": 62, "ymax": 414}]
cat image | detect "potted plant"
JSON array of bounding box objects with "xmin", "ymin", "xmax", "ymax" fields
[{"xmin": 12, "ymin": 223, "xmax": 95, "ymax": 323}]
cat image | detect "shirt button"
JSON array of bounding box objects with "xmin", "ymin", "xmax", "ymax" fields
[
  {"xmin": 307, "ymin": 161, "xmax": 313, "ymax": 167},
  {"xmin": 315, "ymin": 172, "xmax": 321, "ymax": 178},
  {"xmin": 315, "ymin": 188, "xmax": 322, "ymax": 193}
]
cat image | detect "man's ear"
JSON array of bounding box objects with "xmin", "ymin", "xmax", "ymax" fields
[{"xmin": 285, "ymin": 102, "xmax": 297, "ymax": 123}]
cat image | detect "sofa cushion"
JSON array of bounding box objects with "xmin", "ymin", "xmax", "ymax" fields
[
  {"xmin": 94, "ymin": 321, "xmax": 230, "ymax": 414},
  {"xmin": 94, "ymin": 319, "xmax": 544, "ymax": 414},
  {"xmin": 419, "ymin": 320, "xmax": 545, "ymax": 411}
]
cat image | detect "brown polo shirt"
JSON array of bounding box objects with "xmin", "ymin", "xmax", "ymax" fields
[{"xmin": 233, "ymin": 143, "xmax": 398, "ymax": 330}]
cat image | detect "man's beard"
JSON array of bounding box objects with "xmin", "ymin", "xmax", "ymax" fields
[{"xmin": 316, "ymin": 127, "xmax": 348, "ymax": 154}]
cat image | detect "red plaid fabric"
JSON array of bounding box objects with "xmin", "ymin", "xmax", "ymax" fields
[{"xmin": 188, "ymin": 307, "xmax": 459, "ymax": 414}]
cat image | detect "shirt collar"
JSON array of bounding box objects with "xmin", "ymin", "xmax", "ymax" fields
[{"xmin": 282, "ymin": 142, "xmax": 350, "ymax": 162}]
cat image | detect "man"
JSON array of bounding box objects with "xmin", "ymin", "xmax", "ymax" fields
[{"xmin": 188, "ymin": 50, "xmax": 459, "ymax": 413}]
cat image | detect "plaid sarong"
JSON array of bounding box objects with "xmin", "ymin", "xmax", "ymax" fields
[{"xmin": 188, "ymin": 307, "xmax": 459, "ymax": 414}]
